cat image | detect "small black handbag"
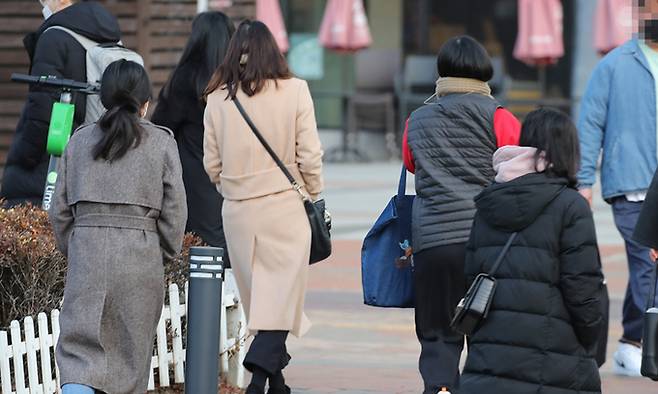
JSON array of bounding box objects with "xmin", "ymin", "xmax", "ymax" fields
[
  {"xmin": 641, "ymin": 262, "xmax": 658, "ymax": 380},
  {"xmin": 233, "ymin": 98, "xmax": 332, "ymax": 265},
  {"xmin": 450, "ymin": 232, "xmax": 517, "ymax": 336}
]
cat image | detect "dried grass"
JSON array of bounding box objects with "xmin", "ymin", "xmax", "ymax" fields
[
  {"xmin": 0, "ymin": 202, "xmax": 204, "ymax": 329},
  {"xmin": 0, "ymin": 203, "xmax": 241, "ymax": 391}
]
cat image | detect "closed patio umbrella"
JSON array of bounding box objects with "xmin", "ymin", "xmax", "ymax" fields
[
  {"xmin": 256, "ymin": 0, "xmax": 289, "ymax": 53},
  {"xmin": 513, "ymin": 0, "xmax": 564, "ymax": 97},
  {"xmin": 513, "ymin": 0, "xmax": 564, "ymax": 66},
  {"xmin": 318, "ymin": 0, "xmax": 372, "ymax": 52},
  {"xmin": 594, "ymin": 0, "xmax": 633, "ymax": 55},
  {"xmin": 318, "ymin": 0, "xmax": 372, "ymax": 161}
]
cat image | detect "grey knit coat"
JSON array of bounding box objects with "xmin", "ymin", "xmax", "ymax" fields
[{"xmin": 49, "ymin": 120, "xmax": 187, "ymax": 394}]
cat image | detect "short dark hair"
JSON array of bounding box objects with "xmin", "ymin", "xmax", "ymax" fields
[
  {"xmin": 205, "ymin": 20, "xmax": 292, "ymax": 100},
  {"xmin": 519, "ymin": 108, "xmax": 580, "ymax": 187},
  {"xmin": 437, "ymin": 36, "xmax": 493, "ymax": 82},
  {"xmin": 95, "ymin": 60, "xmax": 152, "ymax": 162}
]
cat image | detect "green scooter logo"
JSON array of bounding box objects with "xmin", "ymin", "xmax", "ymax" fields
[{"xmin": 42, "ymin": 171, "xmax": 58, "ymax": 211}]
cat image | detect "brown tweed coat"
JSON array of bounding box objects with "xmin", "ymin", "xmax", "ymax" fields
[
  {"xmin": 50, "ymin": 120, "xmax": 187, "ymax": 394},
  {"xmin": 203, "ymin": 78, "xmax": 323, "ymax": 337}
]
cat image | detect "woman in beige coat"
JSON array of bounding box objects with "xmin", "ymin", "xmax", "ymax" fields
[{"xmin": 203, "ymin": 21, "xmax": 323, "ymax": 394}]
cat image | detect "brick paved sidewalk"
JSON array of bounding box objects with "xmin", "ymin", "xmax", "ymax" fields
[
  {"xmin": 282, "ymin": 240, "xmax": 657, "ymax": 393},
  {"xmin": 277, "ymin": 163, "xmax": 658, "ymax": 393}
]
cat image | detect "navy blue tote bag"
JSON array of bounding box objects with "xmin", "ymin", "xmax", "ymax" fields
[{"xmin": 361, "ymin": 165, "xmax": 415, "ymax": 308}]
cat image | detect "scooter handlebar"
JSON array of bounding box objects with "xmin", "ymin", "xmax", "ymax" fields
[
  {"xmin": 10, "ymin": 73, "xmax": 41, "ymax": 84},
  {"xmin": 11, "ymin": 73, "xmax": 100, "ymax": 94}
]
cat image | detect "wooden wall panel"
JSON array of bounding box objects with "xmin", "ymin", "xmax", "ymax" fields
[
  {"xmin": 0, "ymin": 0, "xmax": 256, "ymax": 183},
  {"xmin": 0, "ymin": 0, "xmax": 141, "ymax": 181}
]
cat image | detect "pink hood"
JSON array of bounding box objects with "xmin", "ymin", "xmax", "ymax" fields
[{"xmin": 493, "ymin": 145, "xmax": 547, "ymax": 183}]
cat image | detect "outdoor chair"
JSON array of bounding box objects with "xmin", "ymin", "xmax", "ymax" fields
[
  {"xmin": 346, "ymin": 48, "xmax": 402, "ymax": 160},
  {"xmin": 394, "ymin": 55, "xmax": 438, "ymax": 136},
  {"xmin": 490, "ymin": 56, "xmax": 510, "ymax": 101}
]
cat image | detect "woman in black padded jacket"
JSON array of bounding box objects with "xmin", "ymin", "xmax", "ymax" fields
[{"xmin": 461, "ymin": 108, "xmax": 605, "ymax": 394}]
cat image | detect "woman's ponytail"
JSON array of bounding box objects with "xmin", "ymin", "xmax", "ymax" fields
[{"xmin": 93, "ymin": 60, "xmax": 151, "ymax": 161}]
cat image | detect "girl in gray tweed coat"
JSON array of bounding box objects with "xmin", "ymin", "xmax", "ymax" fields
[{"xmin": 50, "ymin": 60, "xmax": 187, "ymax": 394}]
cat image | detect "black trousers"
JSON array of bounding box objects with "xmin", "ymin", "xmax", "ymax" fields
[
  {"xmin": 413, "ymin": 243, "xmax": 467, "ymax": 394},
  {"xmin": 243, "ymin": 330, "xmax": 291, "ymax": 376}
]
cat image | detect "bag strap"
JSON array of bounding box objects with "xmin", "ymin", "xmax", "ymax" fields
[
  {"xmin": 648, "ymin": 262, "xmax": 658, "ymax": 309},
  {"xmin": 398, "ymin": 165, "xmax": 407, "ymax": 197},
  {"xmin": 233, "ymin": 97, "xmax": 308, "ymax": 201},
  {"xmin": 46, "ymin": 26, "xmax": 124, "ymax": 49},
  {"xmin": 45, "ymin": 26, "xmax": 98, "ymax": 51},
  {"xmin": 488, "ymin": 232, "xmax": 518, "ymax": 276}
]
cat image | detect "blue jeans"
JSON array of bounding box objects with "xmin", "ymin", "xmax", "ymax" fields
[
  {"xmin": 62, "ymin": 384, "xmax": 95, "ymax": 394},
  {"xmin": 612, "ymin": 198, "xmax": 658, "ymax": 342}
]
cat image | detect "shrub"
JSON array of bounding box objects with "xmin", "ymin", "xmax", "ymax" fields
[
  {"xmin": 0, "ymin": 204, "xmax": 65, "ymax": 328},
  {"xmin": 0, "ymin": 202, "xmax": 203, "ymax": 329}
]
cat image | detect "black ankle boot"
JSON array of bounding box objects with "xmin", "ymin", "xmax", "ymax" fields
[
  {"xmin": 246, "ymin": 383, "xmax": 266, "ymax": 394},
  {"xmin": 267, "ymin": 371, "xmax": 290, "ymax": 394},
  {"xmin": 267, "ymin": 385, "xmax": 291, "ymax": 394}
]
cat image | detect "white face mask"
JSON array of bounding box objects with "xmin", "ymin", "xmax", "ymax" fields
[{"xmin": 42, "ymin": 5, "xmax": 53, "ymax": 19}]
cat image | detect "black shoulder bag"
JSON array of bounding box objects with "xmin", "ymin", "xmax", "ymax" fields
[
  {"xmin": 451, "ymin": 232, "xmax": 517, "ymax": 336},
  {"xmin": 642, "ymin": 262, "xmax": 658, "ymax": 380},
  {"xmin": 233, "ymin": 98, "xmax": 332, "ymax": 265}
]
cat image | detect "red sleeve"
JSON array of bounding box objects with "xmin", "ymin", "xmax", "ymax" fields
[
  {"xmin": 494, "ymin": 108, "xmax": 521, "ymax": 147},
  {"xmin": 402, "ymin": 118, "xmax": 415, "ymax": 174}
]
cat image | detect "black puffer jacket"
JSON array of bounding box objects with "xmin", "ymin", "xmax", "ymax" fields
[
  {"xmin": 0, "ymin": 2, "xmax": 120, "ymax": 206},
  {"xmin": 461, "ymin": 174, "xmax": 604, "ymax": 394}
]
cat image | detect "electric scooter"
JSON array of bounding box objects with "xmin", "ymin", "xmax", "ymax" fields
[{"xmin": 11, "ymin": 73, "xmax": 99, "ymax": 210}]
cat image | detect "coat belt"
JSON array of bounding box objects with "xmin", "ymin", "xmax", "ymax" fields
[{"xmin": 73, "ymin": 213, "xmax": 157, "ymax": 232}]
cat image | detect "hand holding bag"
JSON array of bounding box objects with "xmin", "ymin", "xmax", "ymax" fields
[
  {"xmin": 361, "ymin": 165, "xmax": 415, "ymax": 308},
  {"xmin": 233, "ymin": 98, "xmax": 332, "ymax": 264},
  {"xmin": 641, "ymin": 262, "xmax": 658, "ymax": 380},
  {"xmin": 450, "ymin": 232, "xmax": 517, "ymax": 336}
]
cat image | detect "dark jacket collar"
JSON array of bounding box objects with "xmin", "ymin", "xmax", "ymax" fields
[{"xmin": 24, "ymin": 2, "xmax": 121, "ymax": 63}]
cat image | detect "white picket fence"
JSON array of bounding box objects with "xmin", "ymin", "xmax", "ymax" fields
[{"xmin": 0, "ymin": 270, "xmax": 248, "ymax": 394}]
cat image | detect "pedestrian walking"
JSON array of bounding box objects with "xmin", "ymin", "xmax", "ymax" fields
[
  {"xmin": 578, "ymin": 0, "xmax": 658, "ymax": 376},
  {"xmin": 151, "ymin": 11, "xmax": 234, "ymax": 257},
  {"xmin": 401, "ymin": 35, "xmax": 520, "ymax": 394},
  {"xmin": 203, "ymin": 20, "xmax": 324, "ymax": 394},
  {"xmin": 1, "ymin": 0, "xmax": 121, "ymax": 207},
  {"xmin": 50, "ymin": 60, "xmax": 187, "ymax": 394},
  {"xmin": 460, "ymin": 108, "xmax": 604, "ymax": 394},
  {"xmin": 634, "ymin": 169, "xmax": 658, "ymax": 261}
]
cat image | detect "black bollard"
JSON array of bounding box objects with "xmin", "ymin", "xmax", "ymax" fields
[{"xmin": 185, "ymin": 246, "xmax": 224, "ymax": 394}]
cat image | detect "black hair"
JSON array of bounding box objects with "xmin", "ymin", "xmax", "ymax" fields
[
  {"xmin": 519, "ymin": 108, "xmax": 580, "ymax": 187},
  {"xmin": 94, "ymin": 59, "xmax": 151, "ymax": 161},
  {"xmin": 437, "ymin": 35, "xmax": 493, "ymax": 82},
  {"xmin": 160, "ymin": 11, "xmax": 234, "ymax": 102}
]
